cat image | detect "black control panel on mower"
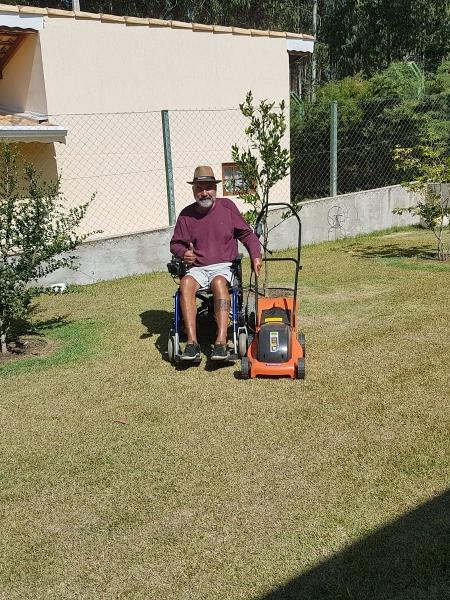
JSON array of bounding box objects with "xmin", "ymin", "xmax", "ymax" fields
[{"xmin": 257, "ymin": 306, "xmax": 292, "ymax": 363}]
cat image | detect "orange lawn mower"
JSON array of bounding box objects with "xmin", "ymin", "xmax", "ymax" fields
[{"xmin": 241, "ymin": 202, "xmax": 305, "ymax": 380}]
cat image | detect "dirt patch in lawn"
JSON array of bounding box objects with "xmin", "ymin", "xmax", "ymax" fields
[{"xmin": 0, "ymin": 336, "xmax": 59, "ymax": 364}]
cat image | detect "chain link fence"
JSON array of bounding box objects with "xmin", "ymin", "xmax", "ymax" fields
[
  {"xmin": 52, "ymin": 111, "xmax": 165, "ymax": 238},
  {"xmin": 19, "ymin": 111, "xmax": 166, "ymax": 238},
  {"xmin": 17, "ymin": 94, "xmax": 449, "ymax": 240},
  {"xmin": 291, "ymin": 93, "xmax": 450, "ymax": 204},
  {"xmin": 167, "ymin": 108, "xmax": 249, "ymax": 217},
  {"xmin": 20, "ymin": 107, "xmax": 290, "ymax": 239}
]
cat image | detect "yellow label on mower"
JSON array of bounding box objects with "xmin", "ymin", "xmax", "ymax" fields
[{"xmin": 265, "ymin": 317, "xmax": 283, "ymax": 322}]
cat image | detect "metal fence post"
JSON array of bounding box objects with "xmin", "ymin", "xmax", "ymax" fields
[
  {"xmin": 161, "ymin": 110, "xmax": 176, "ymax": 226},
  {"xmin": 330, "ymin": 100, "xmax": 338, "ymax": 197}
]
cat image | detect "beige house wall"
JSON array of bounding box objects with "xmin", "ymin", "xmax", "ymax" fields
[
  {"xmin": 37, "ymin": 17, "xmax": 289, "ymax": 114},
  {"xmin": 0, "ymin": 33, "xmax": 47, "ymax": 114},
  {"xmin": 47, "ymin": 107, "xmax": 290, "ymax": 239}
]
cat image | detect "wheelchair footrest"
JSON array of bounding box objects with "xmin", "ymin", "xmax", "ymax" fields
[
  {"xmin": 208, "ymin": 352, "xmax": 238, "ymax": 363},
  {"xmin": 174, "ymin": 354, "xmax": 202, "ymax": 364}
]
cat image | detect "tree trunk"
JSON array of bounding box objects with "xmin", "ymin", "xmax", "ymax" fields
[
  {"xmin": 437, "ymin": 235, "xmax": 444, "ymax": 261},
  {"xmin": 0, "ymin": 327, "xmax": 8, "ymax": 354},
  {"xmin": 434, "ymin": 221, "xmax": 446, "ymax": 261},
  {"xmin": 263, "ymin": 220, "xmax": 269, "ymax": 296},
  {"xmin": 262, "ymin": 189, "xmax": 270, "ymax": 296}
]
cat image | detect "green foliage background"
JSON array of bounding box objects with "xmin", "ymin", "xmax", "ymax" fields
[
  {"xmin": 3, "ymin": 1, "xmax": 449, "ymax": 81},
  {"xmin": 291, "ymin": 61, "xmax": 450, "ymax": 202}
]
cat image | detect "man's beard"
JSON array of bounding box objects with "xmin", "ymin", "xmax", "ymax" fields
[{"xmin": 197, "ymin": 197, "xmax": 214, "ymax": 209}]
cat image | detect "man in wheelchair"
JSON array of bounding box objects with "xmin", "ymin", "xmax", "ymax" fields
[{"xmin": 170, "ymin": 165, "xmax": 262, "ymax": 361}]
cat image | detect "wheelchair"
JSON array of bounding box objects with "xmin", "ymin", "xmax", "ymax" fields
[{"xmin": 166, "ymin": 254, "xmax": 249, "ymax": 363}]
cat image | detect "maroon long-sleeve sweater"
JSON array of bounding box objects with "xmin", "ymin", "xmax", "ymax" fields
[{"xmin": 170, "ymin": 198, "xmax": 261, "ymax": 267}]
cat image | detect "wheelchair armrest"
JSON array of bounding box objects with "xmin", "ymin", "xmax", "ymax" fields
[{"xmin": 167, "ymin": 256, "xmax": 187, "ymax": 278}]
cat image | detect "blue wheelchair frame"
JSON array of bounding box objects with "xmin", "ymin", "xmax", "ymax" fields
[{"xmin": 167, "ymin": 256, "xmax": 248, "ymax": 363}]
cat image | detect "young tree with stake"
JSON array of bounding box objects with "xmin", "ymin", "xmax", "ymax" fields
[
  {"xmin": 231, "ymin": 91, "xmax": 291, "ymax": 290},
  {"xmin": 0, "ymin": 144, "xmax": 96, "ymax": 354},
  {"xmin": 393, "ymin": 139, "xmax": 450, "ymax": 261}
]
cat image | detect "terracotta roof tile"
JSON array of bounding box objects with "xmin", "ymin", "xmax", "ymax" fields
[{"xmin": 0, "ymin": 3, "xmax": 314, "ymax": 40}]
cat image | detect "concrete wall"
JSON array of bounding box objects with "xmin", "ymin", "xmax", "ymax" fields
[
  {"xmin": 41, "ymin": 184, "xmax": 420, "ymax": 286},
  {"xmin": 267, "ymin": 184, "xmax": 421, "ymax": 250},
  {"xmin": 42, "ymin": 225, "xmax": 174, "ymax": 286}
]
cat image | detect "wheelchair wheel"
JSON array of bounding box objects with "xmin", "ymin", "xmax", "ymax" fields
[
  {"xmin": 238, "ymin": 331, "xmax": 248, "ymax": 358},
  {"xmin": 167, "ymin": 335, "xmax": 176, "ymax": 363}
]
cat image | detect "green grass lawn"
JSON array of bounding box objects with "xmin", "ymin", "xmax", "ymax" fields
[{"xmin": 1, "ymin": 227, "xmax": 449, "ymax": 600}]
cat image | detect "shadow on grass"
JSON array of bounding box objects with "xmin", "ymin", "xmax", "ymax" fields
[
  {"xmin": 204, "ymin": 357, "xmax": 238, "ymax": 373},
  {"xmin": 139, "ymin": 310, "xmax": 236, "ymax": 371},
  {"xmin": 139, "ymin": 309, "xmax": 172, "ymax": 357},
  {"xmin": 350, "ymin": 244, "xmax": 436, "ymax": 260},
  {"xmin": 9, "ymin": 313, "xmax": 70, "ymax": 343},
  {"xmin": 139, "ymin": 309, "xmax": 201, "ymax": 370},
  {"xmin": 255, "ymin": 488, "xmax": 450, "ymax": 600}
]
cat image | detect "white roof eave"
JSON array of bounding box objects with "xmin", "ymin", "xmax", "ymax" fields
[
  {"xmin": 0, "ymin": 12, "xmax": 44, "ymax": 30},
  {"xmin": 287, "ymin": 39, "xmax": 314, "ymax": 54},
  {"xmin": 0, "ymin": 125, "xmax": 67, "ymax": 144}
]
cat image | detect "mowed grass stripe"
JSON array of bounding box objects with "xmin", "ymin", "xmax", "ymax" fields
[{"xmin": 0, "ymin": 226, "xmax": 449, "ymax": 600}]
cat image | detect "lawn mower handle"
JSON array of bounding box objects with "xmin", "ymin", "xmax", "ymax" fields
[{"xmin": 253, "ymin": 202, "xmax": 302, "ymax": 328}]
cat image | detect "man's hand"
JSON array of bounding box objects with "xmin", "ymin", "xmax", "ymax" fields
[
  {"xmin": 252, "ymin": 257, "xmax": 262, "ymax": 277},
  {"xmin": 183, "ymin": 242, "xmax": 196, "ymax": 266}
]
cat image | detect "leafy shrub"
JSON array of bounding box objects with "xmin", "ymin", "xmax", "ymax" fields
[
  {"xmin": 291, "ymin": 60, "xmax": 450, "ymax": 202},
  {"xmin": 0, "ymin": 144, "xmax": 96, "ymax": 353}
]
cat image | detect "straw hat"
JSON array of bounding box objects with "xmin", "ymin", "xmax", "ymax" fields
[{"xmin": 187, "ymin": 165, "xmax": 221, "ymax": 185}]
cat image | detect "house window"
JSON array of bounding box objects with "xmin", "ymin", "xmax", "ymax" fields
[{"xmin": 222, "ymin": 162, "xmax": 251, "ymax": 196}]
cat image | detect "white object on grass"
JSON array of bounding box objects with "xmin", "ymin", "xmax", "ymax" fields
[{"xmin": 49, "ymin": 283, "xmax": 68, "ymax": 294}]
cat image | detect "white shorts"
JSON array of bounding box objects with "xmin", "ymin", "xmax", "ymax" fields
[{"xmin": 186, "ymin": 262, "xmax": 233, "ymax": 289}]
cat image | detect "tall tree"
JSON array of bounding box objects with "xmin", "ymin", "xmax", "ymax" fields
[
  {"xmin": 320, "ymin": 0, "xmax": 450, "ymax": 78},
  {"xmin": 4, "ymin": 0, "xmax": 449, "ymax": 82}
]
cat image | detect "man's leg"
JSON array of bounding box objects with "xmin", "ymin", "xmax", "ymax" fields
[
  {"xmin": 210, "ymin": 275, "xmax": 230, "ymax": 346},
  {"xmin": 180, "ymin": 275, "xmax": 200, "ymax": 344}
]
